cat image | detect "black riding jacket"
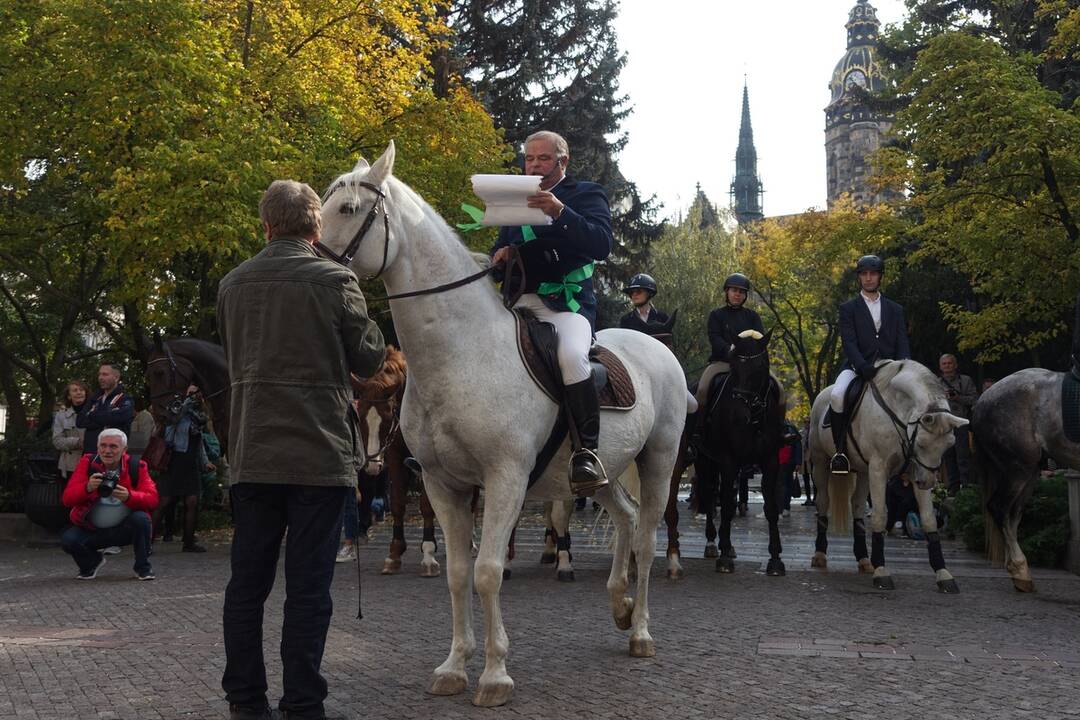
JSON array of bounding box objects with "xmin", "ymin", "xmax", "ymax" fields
[{"xmin": 707, "ymin": 305, "xmax": 764, "ymax": 362}]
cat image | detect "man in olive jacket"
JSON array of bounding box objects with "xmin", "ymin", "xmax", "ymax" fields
[{"xmin": 217, "ymin": 179, "xmax": 385, "ymax": 720}]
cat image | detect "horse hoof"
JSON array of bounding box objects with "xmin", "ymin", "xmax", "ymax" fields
[
  {"xmin": 420, "ymin": 562, "xmax": 441, "ymax": 578},
  {"xmin": 472, "ymin": 677, "xmax": 514, "ymax": 707},
  {"xmin": 613, "ymin": 597, "xmax": 634, "ymax": 631},
  {"xmin": 502, "ymin": 568, "xmax": 512, "ymax": 581},
  {"xmin": 429, "ymin": 671, "xmax": 468, "ymax": 696},
  {"xmin": 766, "ymin": 559, "xmax": 786, "ymax": 577},
  {"xmin": 540, "ymin": 552, "xmax": 556, "ymax": 565},
  {"xmin": 811, "ymin": 552, "xmax": 828, "ymax": 569},
  {"xmin": 381, "ymin": 558, "xmax": 402, "ymax": 575},
  {"xmin": 629, "ymin": 637, "xmax": 656, "ymax": 658},
  {"xmin": 716, "ymin": 557, "xmax": 734, "ymax": 574},
  {"xmin": 873, "ymin": 575, "xmax": 895, "ymax": 590},
  {"xmin": 1013, "ymin": 578, "xmax": 1036, "ymax": 593},
  {"xmin": 937, "ymin": 578, "xmax": 960, "ymax": 594},
  {"xmin": 857, "ymin": 558, "xmax": 873, "ymax": 574},
  {"xmin": 557, "ymin": 570, "xmax": 575, "ymax": 582},
  {"xmin": 704, "ymin": 544, "xmax": 718, "ymax": 559}
]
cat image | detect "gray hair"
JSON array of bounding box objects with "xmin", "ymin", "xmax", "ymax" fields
[
  {"xmin": 98, "ymin": 428, "xmax": 128, "ymax": 447},
  {"xmin": 524, "ymin": 131, "xmax": 569, "ymax": 161},
  {"xmin": 939, "ymin": 353, "xmax": 957, "ymax": 364},
  {"xmin": 259, "ymin": 180, "xmax": 322, "ymax": 240}
]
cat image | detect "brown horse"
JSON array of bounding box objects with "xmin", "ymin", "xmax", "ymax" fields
[
  {"xmin": 351, "ymin": 346, "xmax": 441, "ymax": 576},
  {"xmin": 144, "ymin": 337, "xmax": 231, "ymax": 447}
]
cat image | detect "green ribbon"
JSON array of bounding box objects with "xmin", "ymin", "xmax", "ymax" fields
[
  {"xmin": 455, "ymin": 203, "xmax": 485, "ymax": 232},
  {"xmin": 537, "ymin": 262, "xmax": 594, "ymax": 313}
]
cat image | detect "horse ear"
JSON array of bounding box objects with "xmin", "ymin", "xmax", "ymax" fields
[
  {"xmin": 367, "ymin": 140, "xmax": 396, "ymax": 185},
  {"xmin": 152, "ymin": 330, "xmax": 164, "ymax": 353},
  {"xmin": 353, "ymin": 156, "xmax": 370, "ymax": 172},
  {"xmin": 761, "ymin": 328, "xmax": 773, "ymax": 347}
]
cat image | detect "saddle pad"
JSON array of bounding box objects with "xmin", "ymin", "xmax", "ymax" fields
[
  {"xmin": 1062, "ymin": 372, "xmax": 1080, "ymax": 442},
  {"xmin": 513, "ymin": 309, "xmax": 636, "ymax": 410}
]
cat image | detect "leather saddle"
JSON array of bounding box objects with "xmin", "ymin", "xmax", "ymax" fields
[
  {"xmin": 513, "ymin": 309, "xmax": 635, "ymax": 410},
  {"xmin": 822, "ymin": 375, "xmax": 869, "ymax": 431}
]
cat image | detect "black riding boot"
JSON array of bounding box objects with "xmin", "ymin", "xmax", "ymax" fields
[
  {"xmin": 828, "ymin": 408, "xmax": 851, "ymax": 474},
  {"xmin": 564, "ymin": 376, "xmax": 607, "ymax": 497}
]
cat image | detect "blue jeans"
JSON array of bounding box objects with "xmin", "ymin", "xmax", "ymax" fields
[
  {"xmin": 222, "ymin": 483, "xmax": 349, "ymax": 719},
  {"xmin": 342, "ymin": 490, "xmax": 359, "ymax": 542},
  {"xmin": 60, "ymin": 511, "xmax": 153, "ymax": 576}
]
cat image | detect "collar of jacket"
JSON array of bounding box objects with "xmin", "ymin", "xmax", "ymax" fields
[
  {"xmin": 89, "ymin": 452, "xmax": 129, "ymax": 476},
  {"xmin": 265, "ymin": 236, "xmax": 317, "ymax": 257}
]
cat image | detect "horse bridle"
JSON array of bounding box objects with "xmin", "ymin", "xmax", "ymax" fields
[
  {"xmin": 314, "ymin": 178, "xmax": 501, "ymax": 302},
  {"xmin": 147, "ymin": 343, "xmax": 227, "ymax": 414},
  {"xmin": 866, "ymin": 378, "xmax": 948, "ymax": 476},
  {"xmin": 314, "ymin": 180, "xmax": 391, "ymax": 279},
  {"xmin": 730, "ymin": 349, "xmax": 771, "ymax": 426},
  {"xmin": 359, "ymin": 395, "xmax": 400, "ymax": 465}
]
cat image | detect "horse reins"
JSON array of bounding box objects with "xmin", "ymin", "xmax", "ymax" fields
[
  {"xmin": 315, "ymin": 178, "xmax": 507, "ymax": 303},
  {"xmin": 147, "ymin": 345, "xmax": 227, "ymax": 407},
  {"xmin": 865, "ymin": 377, "xmax": 949, "ymax": 476}
]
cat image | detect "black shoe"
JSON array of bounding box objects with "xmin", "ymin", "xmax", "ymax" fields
[
  {"xmin": 182, "ymin": 542, "xmax": 207, "ymax": 553},
  {"xmin": 229, "ymin": 704, "xmax": 281, "ymax": 720},
  {"xmin": 162, "ymin": 534, "xmax": 174, "ymax": 543},
  {"xmin": 829, "ymin": 452, "xmax": 850, "ymax": 474},
  {"xmin": 803, "ymin": 498, "xmax": 816, "ymax": 507}
]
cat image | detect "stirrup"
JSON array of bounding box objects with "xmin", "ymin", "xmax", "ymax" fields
[
  {"xmin": 568, "ymin": 448, "xmax": 608, "ymax": 497},
  {"xmin": 829, "ymin": 452, "xmax": 851, "ymax": 475}
]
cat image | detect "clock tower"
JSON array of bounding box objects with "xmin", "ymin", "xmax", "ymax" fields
[{"xmin": 825, "ymin": 0, "xmax": 895, "ymax": 207}]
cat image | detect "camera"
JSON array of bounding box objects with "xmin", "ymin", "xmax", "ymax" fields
[{"xmin": 98, "ymin": 469, "xmax": 121, "ymax": 497}]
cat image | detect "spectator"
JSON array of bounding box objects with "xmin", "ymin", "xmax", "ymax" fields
[
  {"xmin": 938, "ymin": 354, "xmax": 978, "ymax": 493},
  {"xmin": 217, "ymin": 179, "xmax": 385, "ymax": 720},
  {"xmin": 128, "ymin": 398, "xmax": 156, "ymax": 457},
  {"xmin": 778, "ymin": 435, "xmax": 795, "ymax": 517},
  {"xmin": 53, "ymin": 380, "xmax": 90, "ymax": 479},
  {"xmin": 76, "ymin": 362, "xmax": 134, "ymax": 454},
  {"xmin": 981, "ymin": 377, "xmax": 996, "ymax": 392},
  {"xmin": 335, "ymin": 488, "xmax": 364, "ymax": 563},
  {"xmin": 885, "ymin": 474, "xmax": 918, "ymax": 538},
  {"xmin": 155, "ymin": 384, "xmax": 213, "ymax": 553},
  {"xmin": 60, "ymin": 429, "xmax": 159, "ymax": 580}
]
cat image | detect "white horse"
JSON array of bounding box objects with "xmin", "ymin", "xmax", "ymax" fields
[
  {"xmin": 319, "ymin": 143, "xmax": 688, "ymax": 707},
  {"xmin": 807, "ymin": 359, "xmax": 968, "ymax": 592}
]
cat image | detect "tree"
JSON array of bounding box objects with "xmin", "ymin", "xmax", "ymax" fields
[
  {"xmin": 738, "ymin": 199, "xmax": 907, "ymax": 415},
  {"xmin": 647, "ymin": 190, "xmax": 739, "ymax": 378}
]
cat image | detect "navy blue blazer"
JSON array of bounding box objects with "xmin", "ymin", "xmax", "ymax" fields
[
  {"xmin": 839, "ymin": 293, "xmax": 911, "ymax": 372},
  {"xmin": 491, "ymin": 176, "xmax": 613, "ymax": 328}
]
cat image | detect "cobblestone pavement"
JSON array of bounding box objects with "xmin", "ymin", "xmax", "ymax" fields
[{"xmin": 2, "ymin": 492, "xmax": 1079, "ymax": 720}]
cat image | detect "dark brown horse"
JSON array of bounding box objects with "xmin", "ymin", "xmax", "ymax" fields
[
  {"xmin": 144, "ymin": 338, "xmax": 231, "ymax": 447},
  {"xmin": 351, "ymin": 346, "xmax": 441, "ymax": 576}
]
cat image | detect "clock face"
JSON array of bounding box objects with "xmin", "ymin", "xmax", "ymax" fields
[{"xmin": 846, "ymin": 69, "xmax": 868, "ymax": 90}]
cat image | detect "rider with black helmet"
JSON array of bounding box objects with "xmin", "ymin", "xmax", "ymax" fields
[
  {"xmin": 827, "ymin": 254, "xmax": 911, "ymax": 473},
  {"xmin": 690, "ymin": 272, "xmax": 765, "ymax": 443},
  {"xmin": 619, "ymin": 273, "xmax": 671, "ymax": 337}
]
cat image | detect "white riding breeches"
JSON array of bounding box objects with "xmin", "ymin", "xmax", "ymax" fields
[
  {"xmin": 830, "ymin": 368, "xmax": 858, "ymax": 413},
  {"xmin": 515, "ymin": 294, "xmax": 593, "ymax": 385}
]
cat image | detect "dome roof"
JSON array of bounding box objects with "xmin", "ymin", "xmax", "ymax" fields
[{"xmin": 828, "ymin": 0, "xmax": 886, "ymax": 104}]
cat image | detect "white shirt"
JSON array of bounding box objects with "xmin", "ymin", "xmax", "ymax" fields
[
  {"xmin": 861, "ymin": 291, "xmax": 882, "ymax": 332},
  {"xmin": 636, "ymin": 304, "xmax": 652, "ymax": 323}
]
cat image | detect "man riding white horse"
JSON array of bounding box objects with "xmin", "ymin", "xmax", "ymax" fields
[
  {"xmin": 828, "ymin": 254, "xmax": 911, "ymax": 473},
  {"xmin": 490, "ymin": 130, "xmax": 613, "ymax": 496}
]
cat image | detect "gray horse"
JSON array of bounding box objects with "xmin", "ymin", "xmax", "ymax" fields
[
  {"xmin": 971, "ymin": 368, "xmax": 1078, "ymax": 592},
  {"xmin": 808, "ymin": 359, "xmax": 968, "ymax": 591}
]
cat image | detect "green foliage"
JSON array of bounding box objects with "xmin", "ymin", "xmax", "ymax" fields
[{"xmin": 949, "ymin": 476, "xmax": 1070, "ymax": 567}]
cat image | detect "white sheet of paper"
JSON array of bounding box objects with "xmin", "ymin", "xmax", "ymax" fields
[{"xmin": 470, "ymin": 174, "xmax": 552, "ymax": 227}]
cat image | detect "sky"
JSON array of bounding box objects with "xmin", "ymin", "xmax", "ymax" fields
[{"xmin": 613, "ymin": 0, "xmax": 909, "ymax": 221}]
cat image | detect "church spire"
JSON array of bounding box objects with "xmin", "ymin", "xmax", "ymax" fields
[{"xmin": 730, "ymin": 80, "xmax": 764, "ymax": 225}]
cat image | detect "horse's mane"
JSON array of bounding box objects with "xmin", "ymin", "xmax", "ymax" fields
[
  {"xmin": 352, "ymin": 344, "xmax": 406, "ymax": 400},
  {"xmin": 886, "ymin": 359, "xmax": 948, "ymax": 407}
]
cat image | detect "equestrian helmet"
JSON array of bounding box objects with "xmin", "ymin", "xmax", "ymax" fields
[
  {"xmin": 723, "ymin": 272, "xmax": 751, "ymax": 292},
  {"xmin": 855, "ymin": 255, "xmax": 885, "ymax": 274},
  {"xmin": 623, "ymin": 273, "xmax": 658, "ymax": 297}
]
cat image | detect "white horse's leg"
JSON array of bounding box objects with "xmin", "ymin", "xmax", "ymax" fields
[
  {"xmin": 596, "ymin": 484, "xmax": 636, "ymax": 633},
  {"xmin": 424, "ymin": 479, "xmax": 476, "ymax": 696},
  {"xmin": 472, "ymin": 479, "xmax": 526, "ymax": 707},
  {"xmin": 914, "ymin": 483, "xmax": 959, "ymax": 593},
  {"xmin": 626, "ymin": 450, "xmax": 673, "ymax": 658},
  {"xmin": 552, "ymin": 498, "xmax": 576, "ymax": 582},
  {"xmin": 866, "ymin": 465, "xmax": 893, "ymax": 590},
  {"xmin": 853, "ymin": 472, "xmax": 872, "ymax": 574},
  {"xmin": 811, "ymin": 455, "xmax": 831, "ymax": 569}
]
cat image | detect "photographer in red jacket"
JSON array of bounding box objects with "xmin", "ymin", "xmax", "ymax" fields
[{"xmin": 61, "ymin": 428, "xmax": 159, "ymax": 580}]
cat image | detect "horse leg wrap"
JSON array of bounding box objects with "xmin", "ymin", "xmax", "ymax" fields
[
  {"xmin": 871, "ymin": 532, "xmax": 885, "ymax": 569},
  {"xmin": 556, "ymin": 534, "xmax": 571, "ymax": 562},
  {"xmin": 927, "ymin": 532, "xmax": 946, "ymax": 571},
  {"xmin": 853, "ymin": 518, "xmax": 868, "ymax": 561},
  {"xmin": 392, "ymin": 525, "xmax": 405, "ymax": 543},
  {"xmin": 544, "ymin": 528, "xmax": 554, "ymax": 541},
  {"xmin": 422, "ymin": 526, "xmax": 436, "ymax": 548},
  {"xmin": 815, "ymin": 516, "xmax": 829, "ymax": 554}
]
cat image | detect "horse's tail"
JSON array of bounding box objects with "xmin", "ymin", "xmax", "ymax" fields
[
  {"xmin": 972, "ymin": 429, "xmax": 1006, "ymax": 566},
  {"xmin": 828, "ymin": 473, "xmax": 856, "ymax": 535}
]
